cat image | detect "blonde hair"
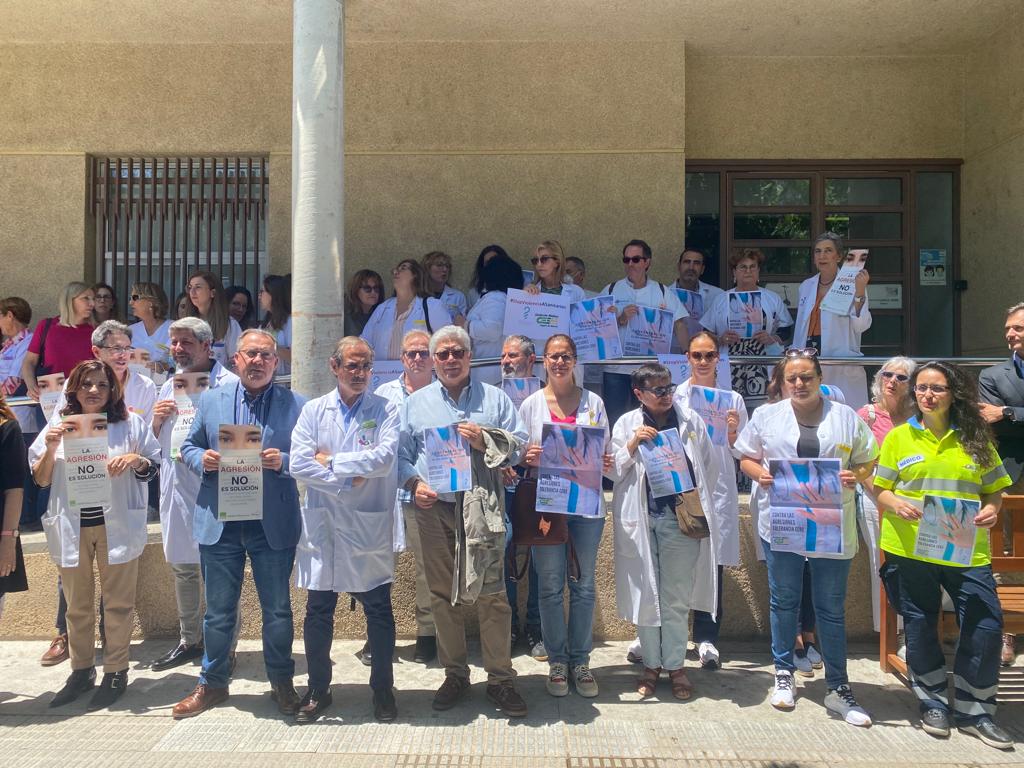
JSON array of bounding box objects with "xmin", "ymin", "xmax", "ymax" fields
[
  {"xmin": 533, "ymin": 240, "xmax": 567, "ymax": 287},
  {"xmin": 58, "ymin": 282, "xmax": 92, "ymax": 327}
]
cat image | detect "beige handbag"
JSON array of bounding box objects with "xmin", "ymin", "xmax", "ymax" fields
[{"xmin": 674, "ymin": 490, "xmax": 711, "ymax": 539}]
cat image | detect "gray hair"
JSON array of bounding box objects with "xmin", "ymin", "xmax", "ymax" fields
[
  {"xmin": 813, "ymin": 231, "xmax": 844, "ymax": 254},
  {"xmin": 1006, "ymin": 302, "xmax": 1024, "ymax": 318},
  {"xmin": 330, "ymin": 336, "xmax": 373, "ymax": 365},
  {"xmin": 169, "ymin": 316, "xmax": 214, "ymax": 345},
  {"xmin": 238, "ymin": 327, "xmax": 278, "ymax": 351},
  {"xmin": 429, "ymin": 325, "xmax": 471, "ymax": 356},
  {"xmin": 870, "ymin": 355, "xmax": 917, "ymax": 403},
  {"xmin": 401, "ymin": 329, "xmax": 431, "ymax": 349},
  {"xmin": 91, "ymin": 319, "xmax": 132, "ymax": 347},
  {"xmin": 502, "ymin": 334, "xmax": 535, "ymax": 358}
]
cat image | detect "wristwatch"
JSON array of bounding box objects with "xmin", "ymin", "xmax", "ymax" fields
[
  {"xmin": 0, "ymin": 529, "xmax": 19, "ymax": 538},
  {"xmin": 1003, "ymin": 406, "xmax": 1016, "ymax": 422}
]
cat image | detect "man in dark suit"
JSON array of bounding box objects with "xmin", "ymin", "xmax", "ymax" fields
[
  {"xmin": 978, "ymin": 301, "xmax": 1024, "ymax": 667},
  {"xmin": 172, "ymin": 328, "xmax": 307, "ymax": 718}
]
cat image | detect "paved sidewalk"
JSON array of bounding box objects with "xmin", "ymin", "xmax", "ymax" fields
[{"xmin": 0, "ymin": 639, "xmax": 1020, "ymax": 767}]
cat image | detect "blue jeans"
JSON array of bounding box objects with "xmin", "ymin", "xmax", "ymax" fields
[
  {"xmin": 638, "ymin": 515, "xmax": 701, "ymax": 671},
  {"xmin": 199, "ymin": 520, "xmax": 296, "ymax": 688},
  {"xmin": 304, "ymin": 583, "xmax": 395, "ymax": 692},
  {"xmin": 531, "ymin": 515, "xmax": 605, "ymax": 666},
  {"xmin": 761, "ymin": 538, "xmax": 851, "ymax": 689},
  {"xmin": 504, "ymin": 489, "xmax": 540, "ymax": 632}
]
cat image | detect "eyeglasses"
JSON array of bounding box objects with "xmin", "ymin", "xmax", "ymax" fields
[
  {"xmin": 239, "ymin": 349, "xmax": 276, "ymax": 361},
  {"xmin": 342, "ymin": 362, "xmax": 373, "ymax": 373},
  {"xmin": 392, "ymin": 264, "xmax": 414, "ymax": 275},
  {"xmin": 100, "ymin": 345, "xmax": 133, "ymax": 355},
  {"xmin": 531, "ymin": 255, "xmax": 557, "ymax": 266},
  {"xmin": 360, "ymin": 284, "xmax": 381, "ymax": 293},
  {"xmin": 94, "ymin": 294, "xmax": 113, "ymax": 301},
  {"xmin": 688, "ymin": 351, "xmax": 718, "ymax": 363},
  {"xmin": 914, "ymin": 383, "xmax": 949, "ymax": 395},
  {"xmin": 545, "ymin": 353, "xmax": 574, "ymax": 363},
  {"xmin": 434, "ymin": 348, "xmax": 467, "ymax": 361},
  {"xmin": 784, "ymin": 347, "xmax": 819, "ymax": 358},
  {"xmin": 734, "ymin": 263, "xmax": 759, "ymax": 272},
  {"xmin": 403, "ymin": 349, "xmax": 430, "ymax": 360},
  {"xmin": 640, "ymin": 384, "xmax": 675, "ymax": 398},
  {"xmin": 880, "ymin": 371, "xmax": 910, "ymax": 383},
  {"xmin": 622, "ymin": 256, "xmax": 648, "ymax": 264}
]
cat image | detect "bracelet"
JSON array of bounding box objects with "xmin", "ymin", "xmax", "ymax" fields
[{"xmin": 1, "ymin": 529, "xmax": 20, "ymax": 538}]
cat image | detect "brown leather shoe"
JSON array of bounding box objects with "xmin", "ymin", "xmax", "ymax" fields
[
  {"xmin": 41, "ymin": 634, "xmax": 69, "ymax": 667},
  {"xmin": 432, "ymin": 675, "xmax": 470, "ymax": 711},
  {"xmin": 270, "ymin": 680, "xmax": 301, "ymax": 716},
  {"xmin": 1001, "ymin": 633, "xmax": 1016, "ymax": 667},
  {"xmin": 172, "ymin": 683, "xmax": 229, "ymax": 719}
]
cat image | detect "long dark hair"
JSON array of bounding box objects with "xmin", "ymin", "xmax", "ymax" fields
[
  {"xmin": 61, "ymin": 360, "xmax": 128, "ymax": 423},
  {"xmin": 470, "ymin": 244, "xmax": 509, "ymax": 295},
  {"xmin": 185, "ymin": 271, "xmax": 230, "ymax": 341},
  {"xmin": 261, "ymin": 274, "xmax": 291, "ymax": 331},
  {"xmin": 911, "ymin": 361, "xmax": 996, "ymax": 465},
  {"xmin": 481, "ymin": 254, "xmax": 524, "ymax": 295},
  {"xmin": 226, "ymin": 286, "xmax": 256, "ymax": 329}
]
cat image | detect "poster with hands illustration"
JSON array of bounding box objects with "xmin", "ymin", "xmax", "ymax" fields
[
  {"xmin": 913, "ymin": 494, "xmax": 979, "ymax": 566},
  {"xmin": 768, "ymin": 458, "xmax": 843, "ymax": 555}
]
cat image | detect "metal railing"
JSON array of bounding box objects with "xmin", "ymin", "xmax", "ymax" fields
[{"xmin": 5, "ymin": 354, "xmax": 1007, "ymax": 406}]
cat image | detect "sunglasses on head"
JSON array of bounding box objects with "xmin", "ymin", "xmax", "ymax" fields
[
  {"xmin": 640, "ymin": 384, "xmax": 675, "ymax": 398},
  {"xmin": 622, "ymin": 256, "xmax": 648, "ymax": 264},
  {"xmin": 531, "ymin": 255, "xmax": 556, "ymax": 266},
  {"xmin": 784, "ymin": 347, "xmax": 819, "ymax": 358},
  {"xmin": 434, "ymin": 348, "xmax": 466, "ymax": 361},
  {"xmin": 688, "ymin": 351, "xmax": 718, "ymax": 362},
  {"xmin": 880, "ymin": 370, "xmax": 909, "ymax": 382}
]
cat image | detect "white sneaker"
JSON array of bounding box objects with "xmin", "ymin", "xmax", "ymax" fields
[
  {"xmin": 794, "ymin": 651, "xmax": 814, "ymax": 677},
  {"xmin": 626, "ymin": 637, "xmax": 643, "ymax": 664},
  {"xmin": 546, "ymin": 662, "xmax": 569, "ymax": 697},
  {"xmin": 805, "ymin": 644, "xmax": 823, "ymax": 669},
  {"xmin": 698, "ymin": 641, "xmax": 720, "ymax": 670},
  {"xmin": 572, "ymin": 664, "xmax": 599, "ymax": 698},
  {"xmin": 771, "ymin": 670, "xmax": 795, "ymax": 709},
  {"xmin": 825, "ymin": 684, "xmax": 872, "ymax": 727}
]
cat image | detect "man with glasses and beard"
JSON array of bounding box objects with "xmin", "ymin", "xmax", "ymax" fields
[{"xmin": 398, "ymin": 325, "xmax": 529, "ymax": 717}]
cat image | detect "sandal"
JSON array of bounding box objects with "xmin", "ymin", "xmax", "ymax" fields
[
  {"xmin": 668, "ymin": 667, "xmax": 693, "ymax": 700},
  {"xmin": 637, "ymin": 666, "xmax": 660, "ymax": 698}
]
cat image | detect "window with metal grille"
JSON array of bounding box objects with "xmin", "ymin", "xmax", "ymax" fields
[{"xmin": 89, "ymin": 156, "xmax": 269, "ymax": 319}]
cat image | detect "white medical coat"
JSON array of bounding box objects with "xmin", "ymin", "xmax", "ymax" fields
[{"xmin": 290, "ymin": 390, "xmax": 401, "ymax": 594}]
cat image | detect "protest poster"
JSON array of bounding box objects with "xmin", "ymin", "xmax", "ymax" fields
[
  {"xmin": 688, "ymin": 385, "xmax": 732, "ymax": 446},
  {"xmin": 727, "ymin": 291, "xmax": 764, "ymax": 339},
  {"xmin": 62, "ymin": 413, "xmax": 111, "ymax": 514},
  {"xmin": 370, "ymin": 360, "xmax": 405, "ymax": 391},
  {"xmin": 425, "ymin": 425, "xmax": 472, "ymax": 493},
  {"xmin": 638, "ymin": 429, "xmax": 694, "ymax": 498},
  {"xmin": 913, "ymin": 494, "xmax": 979, "ymax": 566},
  {"xmin": 658, "ymin": 352, "xmax": 732, "ymax": 389},
  {"xmin": 537, "ymin": 423, "xmax": 604, "ymax": 517},
  {"xmin": 217, "ymin": 424, "xmax": 264, "ymax": 521},
  {"xmin": 37, "ymin": 372, "xmax": 66, "ymax": 422},
  {"xmin": 169, "ymin": 372, "xmax": 211, "ymax": 459},
  {"xmin": 622, "ymin": 306, "xmax": 674, "ymax": 356},
  {"xmin": 673, "ymin": 288, "xmax": 705, "ymax": 337},
  {"xmin": 503, "ymin": 288, "xmax": 569, "ymax": 344},
  {"xmin": 768, "ymin": 458, "xmax": 843, "ymax": 555},
  {"xmin": 821, "ymin": 250, "xmax": 867, "ymax": 316},
  {"xmin": 501, "ymin": 377, "xmax": 541, "ymax": 409},
  {"xmin": 569, "ymin": 295, "xmax": 622, "ymax": 362}
]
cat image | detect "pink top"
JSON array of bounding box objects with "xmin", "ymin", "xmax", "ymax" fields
[
  {"xmin": 27, "ymin": 318, "xmax": 95, "ymax": 377},
  {"xmin": 857, "ymin": 403, "xmax": 897, "ymax": 447},
  {"xmin": 549, "ymin": 409, "xmax": 577, "ymax": 424}
]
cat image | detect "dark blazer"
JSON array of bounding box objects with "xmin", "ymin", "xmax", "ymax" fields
[
  {"xmin": 181, "ymin": 383, "xmax": 307, "ymax": 549},
  {"xmin": 978, "ymin": 358, "xmax": 1024, "ymax": 483}
]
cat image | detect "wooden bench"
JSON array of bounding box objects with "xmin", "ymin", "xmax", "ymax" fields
[{"xmin": 880, "ymin": 495, "xmax": 1024, "ymax": 701}]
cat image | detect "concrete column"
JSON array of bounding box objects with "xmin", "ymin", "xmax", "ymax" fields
[{"xmin": 290, "ymin": 0, "xmax": 345, "ymax": 397}]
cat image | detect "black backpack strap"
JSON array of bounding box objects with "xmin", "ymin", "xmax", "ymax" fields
[
  {"xmin": 37, "ymin": 316, "xmax": 54, "ymax": 363},
  {"xmin": 422, "ymin": 297, "xmax": 433, "ymax": 334}
]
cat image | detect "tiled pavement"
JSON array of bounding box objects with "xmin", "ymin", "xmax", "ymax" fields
[{"xmin": 1, "ymin": 639, "xmax": 1021, "ymax": 767}]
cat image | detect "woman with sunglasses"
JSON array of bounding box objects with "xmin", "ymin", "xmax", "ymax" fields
[
  {"xmin": 854, "ymin": 357, "xmax": 917, "ymax": 635},
  {"xmin": 700, "ymin": 248, "xmax": 793, "ymax": 410},
  {"xmin": 791, "ymin": 232, "xmax": 872, "ymax": 409},
  {"xmin": 674, "ymin": 331, "xmax": 745, "ymax": 669},
  {"xmin": 735, "ymin": 348, "xmax": 877, "ymax": 724},
  {"xmin": 610, "ymin": 362, "xmax": 721, "ymax": 700},
  {"xmin": 522, "ymin": 241, "xmax": 586, "ymax": 304},
  {"xmin": 518, "ymin": 334, "xmax": 611, "ymax": 698},
  {"xmin": 260, "ymin": 274, "xmax": 293, "ymax": 377},
  {"xmin": 29, "ymin": 359, "xmax": 160, "ymax": 710},
  {"xmin": 344, "ymin": 270, "xmax": 385, "ymax": 337},
  {"xmin": 361, "ymin": 259, "xmax": 452, "ymax": 361},
  {"xmin": 183, "ymin": 271, "xmax": 242, "ymax": 369},
  {"xmin": 91, "ymin": 282, "xmax": 120, "ymax": 325},
  {"xmin": 465, "ymin": 255, "xmax": 525, "ymax": 383},
  {"xmin": 874, "ymin": 362, "xmax": 1013, "ymax": 749},
  {"xmin": 128, "ymin": 282, "xmax": 172, "ymax": 376},
  {"xmin": 422, "ymin": 251, "xmax": 468, "ymax": 324}
]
